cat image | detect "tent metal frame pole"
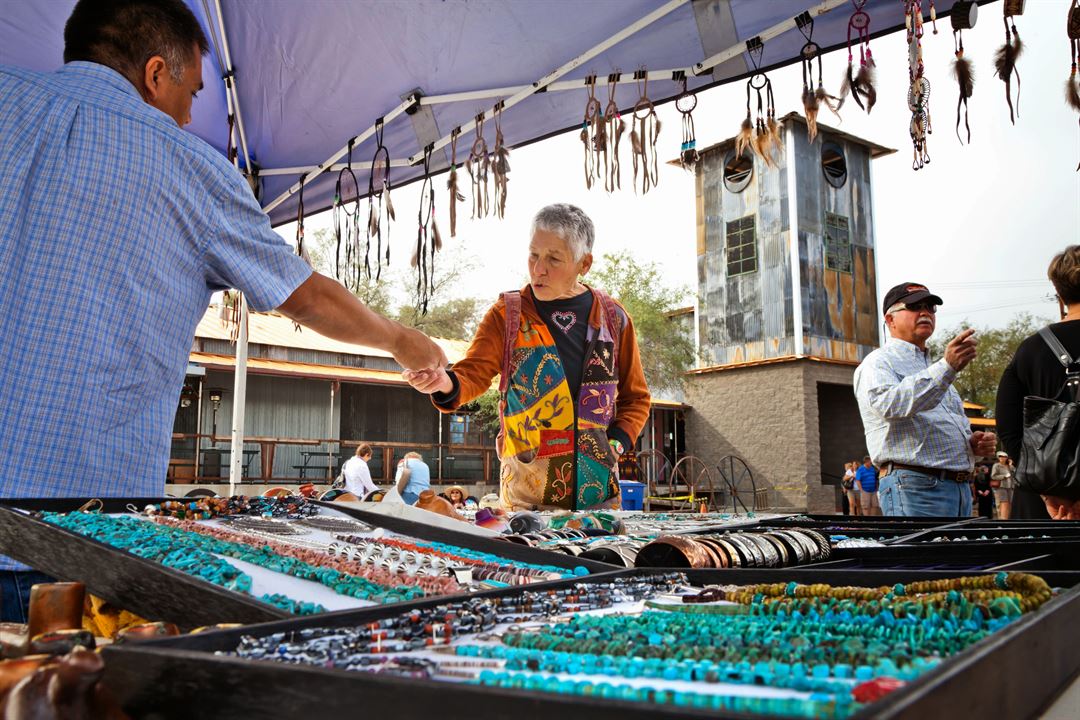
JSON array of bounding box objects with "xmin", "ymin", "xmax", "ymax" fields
[
  {"xmin": 228, "ymin": 293, "xmax": 250, "ymax": 496},
  {"xmin": 212, "ymin": 0, "xmax": 252, "ymax": 171},
  {"xmin": 262, "ymin": 95, "xmax": 419, "ymax": 214},
  {"xmin": 406, "ymin": 0, "xmax": 689, "ymax": 165},
  {"xmin": 260, "ymin": 159, "xmax": 411, "ymax": 176},
  {"xmin": 693, "ymin": 0, "xmax": 849, "ymax": 75}
]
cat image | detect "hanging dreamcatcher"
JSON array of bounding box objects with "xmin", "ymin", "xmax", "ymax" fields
[
  {"xmin": 951, "ymin": 1, "xmax": 978, "ymax": 145},
  {"xmin": 413, "ymin": 146, "xmax": 443, "ymax": 315},
  {"xmin": 736, "ymin": 38, "xmax": 782, "ymax": 168},
  {"xmin": 446, "ymin": 129, "xmax": 466, "ymax": 237},
  {"xmin": 629, "ymin": 69, "xmax": 661, "ymax": 194},
  {"xmin": 603, "ymin": 73, "xmax": 625, "ymax": 192},
  {"xmin": 467, "ymin": 113, "xmax": 490, "ymax": 219},
  {"xmin": 796, "ymin": 12, "xmax": 841, "ymax": 143},
  {"xmin": 675, "ymin": 74, "xmax": 699, "ymax": 171},
  {"xmin": 580, "ymin": 76, "xmax": 604, "ymax": 190},
  {"xmin": 839, "ymin": 0, "xmax": 877, "ymax": 113},
  {"xmin": 491, "ymin": 102, "xmax": 511, "ymax": 218},
  {"xmin": 333, "ymin": 139, "xmax": 362, "ymax": 289},
  {"xmin": 366, "ymin": 119, "xmax": 395, "ymax": 280},
  {"xmin": 906, "ymin": 0, "xmax": 933, "ymax": 170},
  {"xmin": 994, "ymin": 0, "xmax": 1024, "ymax": 125},
  {"xmin": 1067, "ymin": 0, "xmax": 1080, "ymax": 170}
]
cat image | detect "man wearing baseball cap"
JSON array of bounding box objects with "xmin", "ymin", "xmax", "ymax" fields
[{"xmin": 853, "ymin": 282, "xmax": 998, "ymax": 516}]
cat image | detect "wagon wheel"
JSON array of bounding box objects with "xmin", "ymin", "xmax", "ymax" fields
[
  {"xmin": 636, "ymin": 449, "xmax": 671, "ymax": 511},
  {"xmin": 669, "ymin": 455, "xmax": 712, "ymax": 513},
  {"xmin": 716, "ymin": 455, "xmax": 756, "ymax": 513}
]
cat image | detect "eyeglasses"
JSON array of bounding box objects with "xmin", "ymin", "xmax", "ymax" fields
[{"xmin": 892, "ymin": 301, "xmax": 938, "ymax": 314}]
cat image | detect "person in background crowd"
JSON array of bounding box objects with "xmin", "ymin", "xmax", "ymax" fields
[
  {"xmin": 395, "ymin": 452, "xmax": 431, "ymax": 506},
  {"xmin": 855, "ymin": 457, "xmax": 880, "ymax": 516},
  {"xmin": 996, "ymin": 246, "xmax": 1080, "ymax": 520},
  {"xmin": 341, "ymin": 443, "xmax": 377, "ymax": 499},
  {"xmin": 854, "ymin": 282, "xmax": 998, "ymax": 517},
  {"xmin": 444, "ymin": 485, "xmax": 468, "ymax": 510},
  {"xmin": 842, "ymin": 461, "xmax": 860, "ymax": 516},
  {"xmin": 972, "ymin": 463, "xmax": 995, "ymax": 519},
  {"xmin": 0, "ymin": 0, "xmax": 445, "ymax": 622},
  {"xmin": 990, "ymin": 451, "xmax": 1015, "ymax": 520}
]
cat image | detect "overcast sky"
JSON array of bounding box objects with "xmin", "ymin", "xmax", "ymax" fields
[{"xmin": 282, "ymin": 0, "xmax": 1079, "ymax": 338}]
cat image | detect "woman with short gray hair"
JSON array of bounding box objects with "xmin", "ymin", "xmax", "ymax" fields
[{"xmin": 404, "ymin": 203, "xmax": 651, "ymax": 511}]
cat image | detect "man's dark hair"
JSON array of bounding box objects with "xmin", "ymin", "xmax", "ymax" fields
[
  {"xmin": 862, "ymin": 456, "xmax": 872, "ymax": 463},
  {"xmin": 64, "ymin": 0, "xmax": 209, "ymax": 88}
]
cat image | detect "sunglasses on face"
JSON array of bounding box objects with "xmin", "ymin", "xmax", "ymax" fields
[{"xmin": 897, "ymin": 301, "xmax": 938, "ymax": 314}]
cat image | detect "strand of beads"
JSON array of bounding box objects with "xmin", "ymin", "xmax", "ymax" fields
[
  {"xmin": 155, "ymin": 517, "xmax": 461, "ymax": 596},
  {"xmin": 41, "ymin": 511, "xmax": 324, "ymax": 614},
  {"xmin": 42, "ymin": 512, "xmax": 422, "ymax": 607},
  {"xmin": 141, "ymin": 495, "xmax": 316, "ymax": 521},
  {"xmin": 472, "ymin": 670, "xmax": 857, "ymax": 720},
  {"xmin": 334, "ymin": 534, "xmax": 588, "ymax": 583}
]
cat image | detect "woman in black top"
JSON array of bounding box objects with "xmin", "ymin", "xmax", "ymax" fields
[
  {"xmin": 995, "ymin": 246, "xmax": 1080, "ymax": 520},
  {"xmin": 971, "ymin": 464, "xmax": 995, "ymax": 519}
]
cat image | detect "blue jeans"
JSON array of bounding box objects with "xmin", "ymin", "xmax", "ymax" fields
[
  {"xmin": 0, "ymin": 570, "xmax": 56, "ymax": 623},
  {"xmin": 401, "ymin": 491, "xmax": 421, "ymax": 505},
  {"xmin": 878, "ymin": 469, "xmax": 973, "ymax": 517}
]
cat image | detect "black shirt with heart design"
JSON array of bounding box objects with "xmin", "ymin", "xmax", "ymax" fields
[{"xmin": 533, "ymin": 289, "xmax": 593, "ymax": 401}]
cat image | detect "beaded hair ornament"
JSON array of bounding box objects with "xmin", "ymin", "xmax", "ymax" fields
[
  {"xmin": 333, "ymin": 139, "xmax": 363, "ymax": 290},
  {"xmin": 446, "ymin": 128, "xmax": 466, "ymax": 237},
  {"xmin": 838, "ymin": 0, "xmax": 877, "ymax": 113},
  {"xmin": 796, "ymin": 12, "xmax": 841, "ymax": 143},
  {"xmin": 579, "ymin": 75, "xmax": 604, "ymax": 190},
  {"xmin": 951, "ymin": 1, "xmax": 977, "ymax": 145},
  {"xmin": 629, "ymin": 68, "xmax": 661, "ymax": 195},
  {"xmin": 994, "ymin": 0, "xmax": 1024, "ymax": 125},
  {"xmin": 675, "ymin": 74, "xmax": 699, "ymax": 172},
  {"xmin": 490, "ymin": 102, "xmax": 511, "ymax": 218},
  {"xmin": 366, "ymin": 118, "xmax": 395, "ymax": 281},
  {"xmin": 467, "ymin": 112, "xmax": 490, "ymax": 219},
  {"xmin": 736, "ymin": 38, "xmax": 781, "ymax": 168},
  {"xmin": 603, "ymin": 73, "xmax": 625, "ymax": 192},
  {"xmin": 1067, "ymin": 1, "xmax": 1080, "ymax": 170},
  {"xmin": 905, "ymin": 0, "xmax": 935, "ymax": 171},
  {"xmin": 412, "ymin": 145, "xmax": 442, "ymax": 316}
]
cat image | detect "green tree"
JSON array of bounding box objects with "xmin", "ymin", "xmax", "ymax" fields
[
  {"xmin": 395, "ymin": 245, "xmax": 484, "ymax": 339},
  {"xmin": 589, "ymin": 251, "xmax": 697, "ymax": 394},
  {"xmin": 927, "ymin": 313, "xmax": 1051, "ymax": 414},
  {"xmin": 397, "ymin": 296, "xmax": 482, "ymax": 339},
  {"xmin": 304, "ymin": 227, "xmax": 393, "ymax": 315},
  {"xmin": 461, "ymin": 388, "xmax": 502, "ymax": 436}
]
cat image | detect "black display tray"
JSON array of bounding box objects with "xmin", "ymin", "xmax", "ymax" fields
[
  {"xmin": 100, "ymin": 567, "xmax": 1080, "ymax": 720},
  {"xmin": 0, "ymin": 497, "xmax": 613, "ymax": 630}
]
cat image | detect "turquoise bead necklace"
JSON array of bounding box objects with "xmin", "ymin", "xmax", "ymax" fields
[{"xmin": 41, "ymin": 512, "xmax": 424, "ymax": 611}]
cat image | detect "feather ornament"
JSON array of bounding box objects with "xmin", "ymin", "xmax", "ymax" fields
[
  {"xmin": 735, "ymin": 115, "xmax": 753, "ymax": 159},
  {"xmin": 993, "ymin": 30, "xmax": 1023, "ymax": 124},
  {"xmin": 953, "ymin": 54, "xmax": 975, "ymax": 144}
]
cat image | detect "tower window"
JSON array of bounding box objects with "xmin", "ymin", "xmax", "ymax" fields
[
  {"xmin": 821, "ymin": 142, "xmax": 847, "ymax": 188},
  {"xmin": 723, "ymin": 150, "xmax": 753, "ymax": 193},
  {"xmin": 725, "ymin": 215, "xmax": 757, "ymax": 276},
  {"xmin": 824, "ymin": 212, "xmax": 852, "ymax": 273}
]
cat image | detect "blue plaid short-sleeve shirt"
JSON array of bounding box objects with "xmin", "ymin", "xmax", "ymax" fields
[{"xmin": 0, "ymin": 63, "xmax": 311, "ymax": 524}]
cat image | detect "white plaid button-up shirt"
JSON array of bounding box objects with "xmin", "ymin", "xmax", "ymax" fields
[{"xmin": 853, "ymin": 338, "xmax": 974, "ymax": 472}]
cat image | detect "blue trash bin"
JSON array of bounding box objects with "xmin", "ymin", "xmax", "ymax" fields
[{"xmin": 619, "ymin": 481, "xmax": 645, "ymax": 511}]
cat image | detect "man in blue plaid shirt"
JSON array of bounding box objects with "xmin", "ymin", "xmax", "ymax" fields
[
  {"xmin": 854, "ymin": 282, "xmax": 998, "ymax": 518},
  {"xmin": 0, "ymin": 0, "xmax": 446, "ymax": 620}
]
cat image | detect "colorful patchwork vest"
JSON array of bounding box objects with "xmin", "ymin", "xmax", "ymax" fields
[{"xmin": 496, "ymin": 289, "xmax": 624, "ymax": 511}]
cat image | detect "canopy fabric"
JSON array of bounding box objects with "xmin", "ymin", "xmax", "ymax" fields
[{"xmin": 0, "ymin": 0, "xmax": 975, "ymax": 226}]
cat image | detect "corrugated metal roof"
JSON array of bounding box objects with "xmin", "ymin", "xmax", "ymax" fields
[
  {"xmin": 963, "ymin": 401, "xmax": 986, "ymax": 411},
  {"xmin": 190, "ymin": 352, "xmax": 408, "ymax": 385},
  {"xmin": 969, "ymin": 417, "xmax": 997, "ymax": 427},
  {"xmin": 194, "ymin": 306, "xmax": 471, "ymax": 362}
]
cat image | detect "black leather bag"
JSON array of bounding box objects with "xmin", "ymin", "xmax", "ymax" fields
[{"xmin": 1015, "ymin": 327, "xmax": 1080, "ymax": 498}]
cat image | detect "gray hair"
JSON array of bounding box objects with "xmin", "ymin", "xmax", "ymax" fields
[{"xmin": 530, "ymin": 204, "xmax": 595, "ymax": 261}]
